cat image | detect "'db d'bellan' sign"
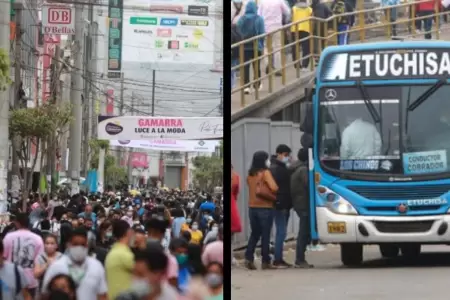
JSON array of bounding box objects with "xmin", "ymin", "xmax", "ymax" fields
[
  {"xmin": 321, "ymin": 48, "xmax": 450, "ymax": 81},
  {"xmin": 108, "ymin": 0, "xmax": 123, "ymax": 79}
]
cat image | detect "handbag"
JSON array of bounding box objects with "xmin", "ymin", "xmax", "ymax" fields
[{"xmin": 255, "ymin": 172, "xmax": 276, "ymax": 202}]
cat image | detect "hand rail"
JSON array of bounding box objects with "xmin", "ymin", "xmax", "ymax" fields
[{"xmin": 231, "ymin": 0, "xmax": 448, "ymax": 111}]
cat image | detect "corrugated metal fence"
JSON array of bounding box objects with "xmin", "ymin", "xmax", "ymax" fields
[{"xmin": 231, "ymin": 118, "xmax": 303, "ymax": 249}]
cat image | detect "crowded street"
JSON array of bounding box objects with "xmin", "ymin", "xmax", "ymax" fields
[{"xmin": 232, "ymin": 245, "xmax": 450, "ymax": 299}]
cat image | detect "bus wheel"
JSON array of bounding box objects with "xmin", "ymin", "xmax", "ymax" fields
[
  {"xmin": 341, "ymin": 243, "xmax": 363, "ymax": 266},
  {"xmin": 400, "ymin": 244, "xmax": 421, "ymax": 259},
  {"xmin": 379, "ymin": 244, "xmax": 399, "ymax": 258}
]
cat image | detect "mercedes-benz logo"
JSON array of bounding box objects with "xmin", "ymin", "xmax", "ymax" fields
[{"xmin": 325, "ymin": 89, "xmax": 337, "ymax": 101}]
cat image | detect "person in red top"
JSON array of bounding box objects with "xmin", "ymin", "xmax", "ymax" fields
[
  {"xmin": 230, "ymin": 164, "xmax": 242, "ymax": 265},
  {"xmin": 416, "ymin": 0, "xmax": 441, "ymax": 39}
]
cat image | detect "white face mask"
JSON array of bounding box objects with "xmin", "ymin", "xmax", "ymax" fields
[
  {"xmin": 265, "ymin": 159, "xmax": 271, "ymax": 167},
  {"xmin": 68, "ymin": 246, "xmax": 88, "ymax": 262},
  {"xmin": 192, "ymin": 224, "xmax": 198, "ymax": 230}
]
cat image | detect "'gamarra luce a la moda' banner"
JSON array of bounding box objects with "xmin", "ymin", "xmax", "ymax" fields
[
  {"xmin": 110, "ymin": 139, "xmax": 218, "ymax": 152},
  {"xmin": 97, "ymin": 116, "xmax": 223, "ymax": 140}
]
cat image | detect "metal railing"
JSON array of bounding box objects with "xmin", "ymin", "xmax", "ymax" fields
[{"xmin": 231, "ymin": 0, "xmax": 448, "ymax": 111}]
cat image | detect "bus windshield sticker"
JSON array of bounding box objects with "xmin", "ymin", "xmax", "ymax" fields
[
  {"xmin": 340, "ymin": 160, "xmax": 379, "ymax": 171},
  {"xmin": 402, "ymin": 150, "xmax": 447, "ymax": 175}
]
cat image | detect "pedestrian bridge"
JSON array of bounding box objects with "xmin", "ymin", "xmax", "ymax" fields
[{"xmin": 231, "ymin": 1, "xmax": 450, "ymax": 123}]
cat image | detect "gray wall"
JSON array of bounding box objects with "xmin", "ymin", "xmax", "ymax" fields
[{"xmin": 231, "ymin": 118, "xmax": 303, "ymax": 249}]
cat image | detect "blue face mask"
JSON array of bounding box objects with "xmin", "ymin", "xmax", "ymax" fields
[
  {"xmin": 282, "ymin": 156, "xmax": 290, "ymax": 164},
  {"xmin": 176, "ymin": 253, "xmax": 188, "ymax": 265}
]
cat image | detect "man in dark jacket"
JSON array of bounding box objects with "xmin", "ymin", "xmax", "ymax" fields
[
  {"xmin": 311, "ymin": 0, "xmax": 332, "ymax": 56},
  {"xmin": 290, "ymin": 148, "xmax": 314, "ymax": 268},
  {"xmin": 270, "ymin": 144, "xmax": 293, "ymax": 268}
]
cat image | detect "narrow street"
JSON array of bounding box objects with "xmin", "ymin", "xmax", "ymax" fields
[{"xmin": 232, "ymin": 245, "xmax": 450, "ymax": 300}]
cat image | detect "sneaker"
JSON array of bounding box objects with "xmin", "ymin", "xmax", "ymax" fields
[
  {"xmin": 308, "ymin": 244, "xmax": 326, "ymax": 252},
  {"xmin": 273, "ymin": 260, "xmax": 292, "ymax": 268},
  {"xmin": 244, "ymin": 260, "xmax": 257, "ymax": 270},
  {"xmin": 261, "ymin": 262, "xmax": 277, "ymax": 270},
  {"xmin": 294, "ymin": 261, "xmax": 314, "ymax": 269},
  {"xmin": 244, "ymin": 87, "xmax": 251, "ymax": 94}
]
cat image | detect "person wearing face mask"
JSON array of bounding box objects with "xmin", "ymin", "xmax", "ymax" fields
[
  {"xmin": 189, "ymin": 222, "xmax": 203, "ymax": 245},
  {"xmin": 169, "ymin": 238, "xmax": 190, "ymax": 293},
  {"xmin": 245, "ymin": 151, "xmax": 278, "ymax": 270},
  {"xmin": 269, "ymin": 144, "xmax": 294, "ymax": 268},
  {"xmin": 205, "ymin": 262, "xmax": 223, "ymax": 300},
  {"xmin": 105, "ymin": 220, "xmax": 135, "ymax": 300},
  {"xmin": 42, "ymin": 228, "xmax": 108, "ymax": 300},
  {"xmin": 145, "ymin": 217, "xmax": 179, "ymax": 288},
  {"xmin": 122, "ymin": 208, "xmax": 135, "ymax": 227},
  {"xmin": 34, "ymin": 234, "xmax": 63, "ymax": 293},
  {"xmin": 116, "ymin": 244, "xmax": 178, "ymax": 300}
]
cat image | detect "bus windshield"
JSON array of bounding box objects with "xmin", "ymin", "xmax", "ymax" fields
[{"xmin": 318, "ymin": 84, "xmax": 450, "ymax": 178}]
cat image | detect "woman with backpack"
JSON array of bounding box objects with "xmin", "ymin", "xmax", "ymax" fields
[{"xmin": 236, "ymin": 1, "xmax": 266, "ymax": 94}]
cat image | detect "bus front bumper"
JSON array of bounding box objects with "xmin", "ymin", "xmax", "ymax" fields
[{"xmin": 316, "ymin": 207, "xmax": 450, "ymax": 243}]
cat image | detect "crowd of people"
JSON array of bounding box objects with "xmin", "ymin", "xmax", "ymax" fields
[
  {"xmin": 234, "ymin": 144, "xmax": 319, "ymax": 270},
  {"xmin": 0, "ymin": 188, "xmax": 223, "ymax": 300},
  {"xmin": 231, "ymin": 0, "xmax": 446, "ymax": 91}
]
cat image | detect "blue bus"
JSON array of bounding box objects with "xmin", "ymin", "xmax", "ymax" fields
[{"xmin": 305, "ymin": 41, "xmax": 450, "ymax": 266}]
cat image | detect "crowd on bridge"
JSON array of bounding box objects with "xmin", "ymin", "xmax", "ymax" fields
[
  {"xmin": 0, "ymin": 188, "xmax": 223, "ymax": 300},
  {"xmin": 231, "ymin": 0, "xmax": 448, "ymax": 93}
]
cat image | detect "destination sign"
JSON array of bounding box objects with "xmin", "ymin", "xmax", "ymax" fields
[{"xmin": 320, "ymin": 49, "xmax": 450, "ymax": 81}]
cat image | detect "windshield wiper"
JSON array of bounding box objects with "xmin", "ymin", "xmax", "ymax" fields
[
  {"xmin": 356, "ymin": 81, "xmax": 381, "ymax": 123},
  {"xmin": 408, "ymin": 79, "xmax": 446, "ymax": 111}
]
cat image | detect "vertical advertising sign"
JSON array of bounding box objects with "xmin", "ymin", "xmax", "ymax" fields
[
  {"xmin": 106, "ymin": 89, "xmax": 114, "ymax": 115},
  {"xmin": 108, "ymin": 0, "xmax": 123, "ymax": 78}
]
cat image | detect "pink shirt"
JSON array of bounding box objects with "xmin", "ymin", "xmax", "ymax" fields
[
  {"xmin": 202, "ymin": 241, "xmax": 223, "ymax": 266},
  {"xmin": 257, "ymin": 0, "xmax": 291, "ymax": 33},
  {"xmin": 3, "ymin": 229, "xmax": 44, "ymax": 288},
  {"xmin": 165, "ymin": 250, "xmax": 179, "ymax": 280}
]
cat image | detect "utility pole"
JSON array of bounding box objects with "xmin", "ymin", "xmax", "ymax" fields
[
  {"xmin": 47, "ymin": 45, "xmax": 62, "ymax": 195},
  {"xmin": 82, "ymin": 3, "xmax": 94, "ymax": 178},
  {"xmin": 116, "ymin": 75, "xmax": 124, "ymax": 163},
  {"xmin": 0, "ymin": 0, "xmax": 10, "ymax": 212},
  {"xmin": 127, "ymin": 92, "xmax": 134, "ymax": 187},
  {"xmin": 151, "ymin": 70, "xmax": 155, "ymax": 116},
  {"xmin": 68, "ymin": 4, "xmax": 84, "ymax": 196}
]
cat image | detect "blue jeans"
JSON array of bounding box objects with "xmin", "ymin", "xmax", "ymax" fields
[
  {"xmin": 337, "ymin": 24, "xmax": 350, "ymax": 45},
  {"xmin": 274, "ymin": 209, "xmax": 290, "ymax": 262},
  {"xmin": 295, "ymin": 211, "xmax": 311, "ymax": 264},
  {"xmin": 231, "ymin": 58, "xmax": 238, "ymax": 89},
  {"xmin": 417, "ymin": 11, "xmax": 433, "ymax": 39},
  {"xmin": 245, "ymin": 208, "xmax": 274, "ymax": 264}
]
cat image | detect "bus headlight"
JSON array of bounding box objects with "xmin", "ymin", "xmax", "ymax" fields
[{"xmin": 327, "ymin": 198, "xmax": 358, "ymax": 215}]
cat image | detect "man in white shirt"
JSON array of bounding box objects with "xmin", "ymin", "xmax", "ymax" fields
[
  {"xmin": 42, "ymin": 227, "xmax": 108, "ymax": 300},
  {"xmin": 340, "ymin": 118, "xmax": 382, "ymax": 159}
]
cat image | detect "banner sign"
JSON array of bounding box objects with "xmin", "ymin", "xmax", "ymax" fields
[
  {"xmin": 320, "ymin": 48, "xmax": 450, "ymax": 81},
  {"xmin": 97, "ymin": 116, "xmax": 223, "ymax": 140},
  {"xmin": 108, "ymin": 0, "xmax": 123, "ymax": 78},
  {"xmin": 110, "ymin": 139, "xmax": 217, "ymax": 152}
]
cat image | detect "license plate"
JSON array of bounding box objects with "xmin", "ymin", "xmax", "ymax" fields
[{"xmin": 327, "ymin": 222, "xmax": 346, "ymax": 233}]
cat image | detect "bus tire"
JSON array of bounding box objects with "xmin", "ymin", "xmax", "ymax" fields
[
  {"xmin": 400, "ymin": 244, "xmax": 421, "ymax": 259},
  {"xmin": 379, "ymin": 244, "xmax": 399, "ymax": 258},
  {"xmin": 340, "ymin": 243, "xmax": 363, "ymax": 266}
]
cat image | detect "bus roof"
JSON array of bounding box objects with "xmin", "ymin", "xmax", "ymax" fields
[{"xmin": 321, "ymin": 40, "xmax": 450, "ymax": 57}]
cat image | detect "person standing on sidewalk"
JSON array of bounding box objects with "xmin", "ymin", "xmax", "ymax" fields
[
  {"xmin": 258, "ymin": 0, "xmax": 291, "ymax": 76},
  {"xmin": 270, "ymin": 144, "xmax": 293, "ymax": 268},
  {"xmin": 230, "ymin": 164, "xmax": 242, "ymax": 266},
  {"xmin": 416, "ymin": 0, "xmax": 441, "ymax": 39},
  {"xmin": 290, "ymin": 148, "xmax": 314, "ymax": 268},
  {"xmin": 237, "ymin": 1, "xmax": 266, "ymax": 94},
  {"xmin": 330, "ymin": 0, "xmax": 354, "ymax": 45},
  {"xmin": 290, "ymin": 0, "xmax": 313, "ymax": 71},
  {"xmin": 245, "ymin": 151, "xmax": 278, "ymax": 270},
  {"xmin": 382, "ymin": 0, "xmax": 400, "ymax": 38}
]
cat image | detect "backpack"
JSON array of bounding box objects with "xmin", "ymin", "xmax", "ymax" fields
[
  {"xmin": 13, "ymin": 264, "xmax": 21, "ymax": 296},
  {"xmin": 332, "ymin": 0, "xmax": 347, "ymax": 24}
]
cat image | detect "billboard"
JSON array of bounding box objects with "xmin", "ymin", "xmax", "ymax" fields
[
  {"xmin": 122, "ymin": 0, "xmax": 216, "ymax": 65},
  {"xmin": 42, "ymin": 6, "xmax": 75, "ymax": 35},
  {"xmin": 108, "ymin": 0, "xmax": 123, "ymax": 78},
  {"xmin": 42, "ymin": 34, "xmax": 61, "ymax": 104}
]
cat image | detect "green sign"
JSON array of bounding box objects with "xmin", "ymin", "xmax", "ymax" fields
[
  {"xmin": 130, "ymin": 17, "xmax": 157, "ymax": 25},
  {"xmin": 155, "ymin": 40, "xmax": 164, "ymax": 48},
  {"xmin": 108, "ymin": 0, "xmax": 123, "ymax": 79}
]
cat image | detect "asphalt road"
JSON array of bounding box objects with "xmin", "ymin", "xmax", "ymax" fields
[{"xmin": 231, "ymin": 245, "xmax": 450, "ymax": 300}]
